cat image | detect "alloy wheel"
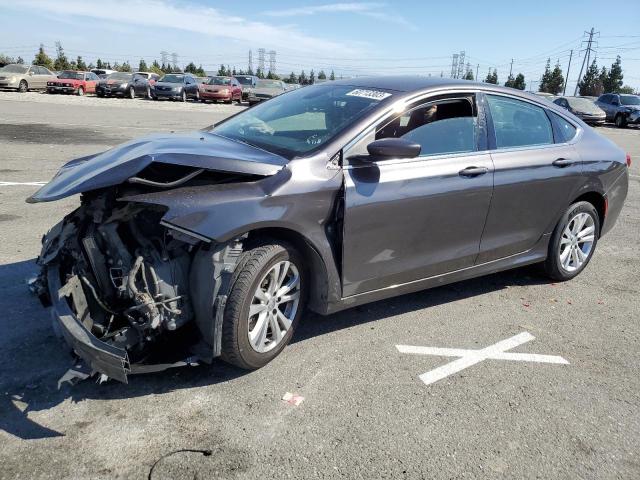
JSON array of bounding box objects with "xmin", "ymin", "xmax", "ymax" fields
[
  {"xmin": 247, "ymin": 261, "xmax": 301, "ymax": 353},
  {"xmin": 558, "ymin": 212, "xmax": 596, "ymax": 272}
]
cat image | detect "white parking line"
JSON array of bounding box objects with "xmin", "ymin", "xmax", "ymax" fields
[
  {"xmin": 0, "ymin": 181, "xmax": 46, "ymax": 186},
  {"xmin": 397, "ymin": 332, "xmax": 569, "ymax": 386}
]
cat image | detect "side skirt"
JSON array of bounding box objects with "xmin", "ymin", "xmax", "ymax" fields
[{"xmin": 325, "ymin": 234, "xmax": 550, "ymax": 315}]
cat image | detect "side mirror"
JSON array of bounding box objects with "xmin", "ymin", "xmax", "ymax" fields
[{"xmin": 366, "ymin": 138, "xmax": 421, "ymax": 159}]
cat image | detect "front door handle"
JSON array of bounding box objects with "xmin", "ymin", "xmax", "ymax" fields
[
  {"xmin": 459, "ymin": 166, "xmax": 489, "ymax": 177},
  {"xmin": 552, "ymin": 158, "xmax": 574, "ymax": 168}
]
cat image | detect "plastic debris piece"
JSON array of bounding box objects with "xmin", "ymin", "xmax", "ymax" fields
[{"xmin": 282, "ymin": 392, "xmax": 305, "ymax": 406}]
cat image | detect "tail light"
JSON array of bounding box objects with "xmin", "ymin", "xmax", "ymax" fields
[{"xmin": 626, "ymin": 153, "xmax": 631, "ymax": 167}]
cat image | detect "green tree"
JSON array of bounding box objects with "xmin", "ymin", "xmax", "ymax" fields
[
  {"xmin": 539, "ymin": 58, "xmax": 552, "ymax": 92},
  {"xmin": 287, "ymin": 72, "xmax": 297, "ymax": 83},
  {"xmin": 318, "ymin": 70, "xmax": 327, "ymax": 80},
  {"xmin": 463, "ymin": 68, "xmax": 474, "ymax": 80},
  {"xmin": 309, "ymin": 69, "xmax": 315, "ymax": 84},
  {"xmin": 298, "ymin": 70, "xmax": 307, "ymax": 85},
  {"xmin": 578, "ymin": 60, "xmax": 604, "ymax": 97},
  {"xmin": 484, "ymin": 68, "xmax": 498, "ymax": 84},
  {"xmin": 32, "ymin": 43, "xmax": 54, "ymax": 70},
  {"xmin": 185, "ymin": 62, "xmax": 198, "ymax": 74},
  {"xmin": 619, "ymin": 85, "xmax": 636, "ymax": 94},
  {"xmin": 150, "ymin": 60, "xmax": 163, "ymax": 75},
  {"xmin": 76, "ymin": 56, "xmax": 86, "ymax": 71},
  {"xmin": 603, "ymin": 56, "xmax": 624, "ymax": 93},
  {"xmin": 119, "ymin": 61, "xmax": 131, "ymax": 72},
  {"xmin": 513, "ymin": 73, "xmax": 526, "ymax": 90},
  {"xmin": 112, "ymin": 62, "xmax": 120, "ymax": 71},
  {"xmin": 96, "ymin": 58, "xmax": 104, "ymax": 69},
  {"xmin": 53, "ymin": 41, "xmax": 70, "ymax": 71},
  {"xmin": 138, "ymin": 59, "xmax": 148, "ymax": 72},
  {"xmin": 547, "ymin": 61, "xmax": 564, "ymax": 95},
  {"xmin": 16, "ymin": 56, "xmax": 24, "ymax": 64},
  {"xmin": 330, "ymin": 70, "xmax": 335, "ymax": 81},
  {"xmin": 256, "ymin": 67, "xmax": 265, "ymax": 78},
  {"xmin": 0, "ymin": 54, "xmax": 16, "ymax": 67},
  {"xmin": 504, "ymin": 74, "xmax": 516, "ymax": 88}
]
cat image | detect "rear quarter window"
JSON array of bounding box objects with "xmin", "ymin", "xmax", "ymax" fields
[{"xmin": 549, "ymin": 111, "xmax": 577, "ymax": 143}]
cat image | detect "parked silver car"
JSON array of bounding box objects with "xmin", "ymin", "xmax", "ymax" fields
[
  {"xmin": 247, "ymin": 79, "xmax": 287, "ymax": 105},
  {"xmin": 28, "ymin": 77, "xmax": 629, "ymax": 383},
  {"xmin": 553, "ymin": 96, "xmax": 606, "ymax": 125},
  {"xmin": 0, "ymin": 63, "xmax": 56, "ymax": 92}
]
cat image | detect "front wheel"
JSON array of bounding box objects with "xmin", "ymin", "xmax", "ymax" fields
[
  {"xmin": 615, "ymin": 114, "xmax": 627, "ymax": 128},
  {"xmin": 221, "ymin": 241, "xmax": 306, "ymax": 370},
  {"xmin": 77, "ymin": 86, "xmax": 84, "ymax": 96},
  {"xmin": 128, "ymin": 86, "xmax": 135, "ymax": 99},
  {"xmin": 181, "ymin": 90, "xmax": 186, "ymax": 102},
  {"xmin": 544, "ymin": 201, "xmax": 599, "ymax": 281},
  {"xmin": 18, "ymin": 80, "xmax": 28, "ymax": 93}
]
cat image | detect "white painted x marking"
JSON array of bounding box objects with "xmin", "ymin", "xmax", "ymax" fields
[
  {"xmin": 397, "ymin": 332, "xmax": 569, "ymax": 386},
  {"xmin": 0, "ymin": 181, "xmax": 46, "ymax": 186}
]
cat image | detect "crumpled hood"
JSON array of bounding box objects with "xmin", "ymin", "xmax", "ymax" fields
[{"xmin": 27, "ymin": 131, "xmax": 288, "ymax": 203}]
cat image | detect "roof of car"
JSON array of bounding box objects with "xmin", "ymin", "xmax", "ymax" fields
[{"xmin": 328, "ymin": 75, "xmax": 488, "ymax": 92}]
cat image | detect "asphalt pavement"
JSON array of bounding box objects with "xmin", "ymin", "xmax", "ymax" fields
[{"xmin": 0, "ymin": 92, "xmax": 638, "ymax": 480}]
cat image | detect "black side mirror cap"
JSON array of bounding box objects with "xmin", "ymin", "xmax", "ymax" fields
[{"xmin": 366, "ymin": 138, "xmax": 421, "ymax": 159}]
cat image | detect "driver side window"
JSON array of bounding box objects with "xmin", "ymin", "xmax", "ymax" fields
[{"xmin": 376, "ymin": 97, "xmax": 478, "ymax": 157}]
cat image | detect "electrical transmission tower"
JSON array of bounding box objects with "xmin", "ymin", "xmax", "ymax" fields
[
  {"xmin": 456, "ymin": 51, "xmax": 466, "ymax": 79},
  {"xmin": 450, "ymin": 54, "xmax": 459, "ymax": 78},
  {"xmin": 248, "ymin": 50, "xmax": 253, "ymax": 73},
  {"xmin": 171, "ymin": 52, "xmax": 179, "ymax": 70},
  {"xmin": 258, "ymin": 48, "xmax": 265, "ymax": 73},
  {"xmin": 573, "ymin": 27, "xmax": 599, "ymax": 96},
  {"xmin": 268, "ymin": 50, "xmax": 276, "ymax": 74},
  {"xmin": 160, "ymin": 51, "xmax": 168, "ymax": 66}
]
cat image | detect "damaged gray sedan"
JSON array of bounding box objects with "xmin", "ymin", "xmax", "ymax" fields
[{"xmin": 28, "ymin": 77, "xmax": 629, "ymax": 383}]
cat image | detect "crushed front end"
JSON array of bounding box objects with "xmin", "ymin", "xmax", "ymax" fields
[{"xmin": 34, "ymin": 190, "xmax": 199, "ymax": 383}]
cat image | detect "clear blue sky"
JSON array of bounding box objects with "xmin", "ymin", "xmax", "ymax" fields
[{"xmin": 0, "ymin": 0, "xmax": 638, "ymax": 91}]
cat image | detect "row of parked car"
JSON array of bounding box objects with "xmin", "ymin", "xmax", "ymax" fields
[
  {"xmin": 0, "ymin": 63, "xmax": 293, "ymax": 106},
  {"xmin": 538, "ymin": 92, "xmax": 640, "ymax": 129}
]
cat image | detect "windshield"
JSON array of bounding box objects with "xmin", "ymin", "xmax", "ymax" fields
[
  {"xmin": 208, "ymin": 76, "xmax": 231, "ymax": 85},
  {"xmin": 107, "ymin": 72, "xmax": 132, "ymax": 81},
  {"xmin": 213, "ymin": 84, "xmax": 392, "ymax": 158},
  {"xmin": 257, "ymin": 80, "xmax": 283, "ymax": 89},
  {"xmin": 235, "ymin": 76, "xmax": 254, "ymax": 85},
  {"xmin": 620, "ymin": 95, "xmax": 640, "ymax": 106},
  {"xmin": 567, "ymin": 97, "xmax": 602, "ymax": 113},
  {"xmin": 159, "ymin": 74, "xmax": 184, "ymax": 83},
  {"xmin": 58, "ymin": 71, "xmax": 83, "ymax": 80},
  {"xmin": 0, "ymin": 64, "xmax": 28, "ymax": 74}
]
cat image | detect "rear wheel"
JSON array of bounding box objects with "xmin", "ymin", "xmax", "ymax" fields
[
  {"xmin": 221, "ymin": 241, "xmax": 306, "ymax": 370},
  {"xmin": 18, "ymin": 80, "xmax": 28, "ymax": 93},
  {"xmin": 544, "ymin": 201, "xmax": 599, "ymax": 281},
  {"xmin": 615, "ymin": 114, "xmax": 627, "ymax": 128},
  {"xmin": 77, "ymin": 86, "xmax": 84, "ymax": 96}
]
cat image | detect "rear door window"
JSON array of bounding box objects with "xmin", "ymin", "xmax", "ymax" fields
[{"xmin": 486, "ymin": 95, "xmax": 553, "ymax": 149}]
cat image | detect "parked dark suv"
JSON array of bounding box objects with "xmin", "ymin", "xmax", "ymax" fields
[{"xmin": 595, "ymin": 93, "xmax": 640, "ymax": 128}]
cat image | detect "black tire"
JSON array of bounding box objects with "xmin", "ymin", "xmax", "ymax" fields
[
  {"xmin": 77, "ymin": 86, "xmax": 84, "ymax": 96},
  {"xmin": 615, "ymin": 114, "xmax": 627, "ymax": 128},
  {"xmin": 181, "ymin": 90, "xmax": 187, "ymax": 102},
  {"xmin": 146, "ymin": 86, "xmax": 151, "ymax": 99},
  {"xmin": 544, "ymin": 201, "xmax": 600, "ymax": 281},
  {"xmin": 96, "ymin": 92, "xmax": 104, "ymax": 98},
  {"xmin": 128, "ymin": 86, "xmax": 135, "ymax": 99},
  {"xmin": 195, "ymin": 90, "xmax": 200, "ymax": 102},
  {"xmin": 221, "ymin": 241, "xmax": 307, "ymax": 370},
  {"xmin": 18, "ymin": 80, "xmax": 28, "ymax": 93}
]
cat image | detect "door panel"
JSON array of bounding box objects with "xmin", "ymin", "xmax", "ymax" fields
[
  {"xmin": 342, "ymin": 152, "xmax": 494, "ymax": 297},
  {"xmin": 477, "ymin": 144, "xmax": 582, "ymax": 263}
]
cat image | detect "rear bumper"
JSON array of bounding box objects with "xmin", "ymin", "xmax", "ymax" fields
[
  {"xmin": 47, "ymin": 266, "xmax": 130, "ymax": 383},
  {"xmin": 601, "ymin": 169, "xmax": 629, "ymax": 237}
]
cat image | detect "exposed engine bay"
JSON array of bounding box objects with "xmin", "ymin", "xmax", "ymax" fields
[{"xmin": 33, "ymin": 186, "xmax": 239, "ymax": 384}]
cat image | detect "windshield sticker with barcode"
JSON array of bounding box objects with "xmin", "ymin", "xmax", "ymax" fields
[{"xmin": 346, "ymin": 89, "xmax": 392, "ymax": 101}]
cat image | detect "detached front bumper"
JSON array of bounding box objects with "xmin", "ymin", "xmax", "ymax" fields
[{"xmin": 47, "ymin": 266, "xmax": 131, "ymax": 383}]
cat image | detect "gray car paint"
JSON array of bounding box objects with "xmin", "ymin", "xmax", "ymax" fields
[{"xmin": 30, "ymin": 77, "xmax": 629, "ymax": 317}]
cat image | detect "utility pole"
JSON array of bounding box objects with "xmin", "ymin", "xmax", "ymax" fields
[
  {"xmin": 574, "ymin": 27, "xmax": 598, "ymax": 96},
  {"xmin": 563, "ymin": 49, "xmax": 573, "ymax": 96},
  {"xmin": 509, "ymin": 58, "xmax": 514, "ymax": 78},
  {"xmin": 450, "ymin": 53, "xmax": 459, "ymax": 78},
  {"xmin": 476, "ymin": 63, "xmax": 479, "ymax": 81},
  {"xmin": 248, "ymin": 50, "xmax": 253, "ymax": 73}
]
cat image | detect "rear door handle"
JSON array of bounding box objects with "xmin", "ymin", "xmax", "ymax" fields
[
  {"xmin": 459, "ymin": 166, "xmax": 489, "ymax": 177},
  {"xmin": 552, "ymin": 158, "xmax": 574, "ymax": 168}
]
